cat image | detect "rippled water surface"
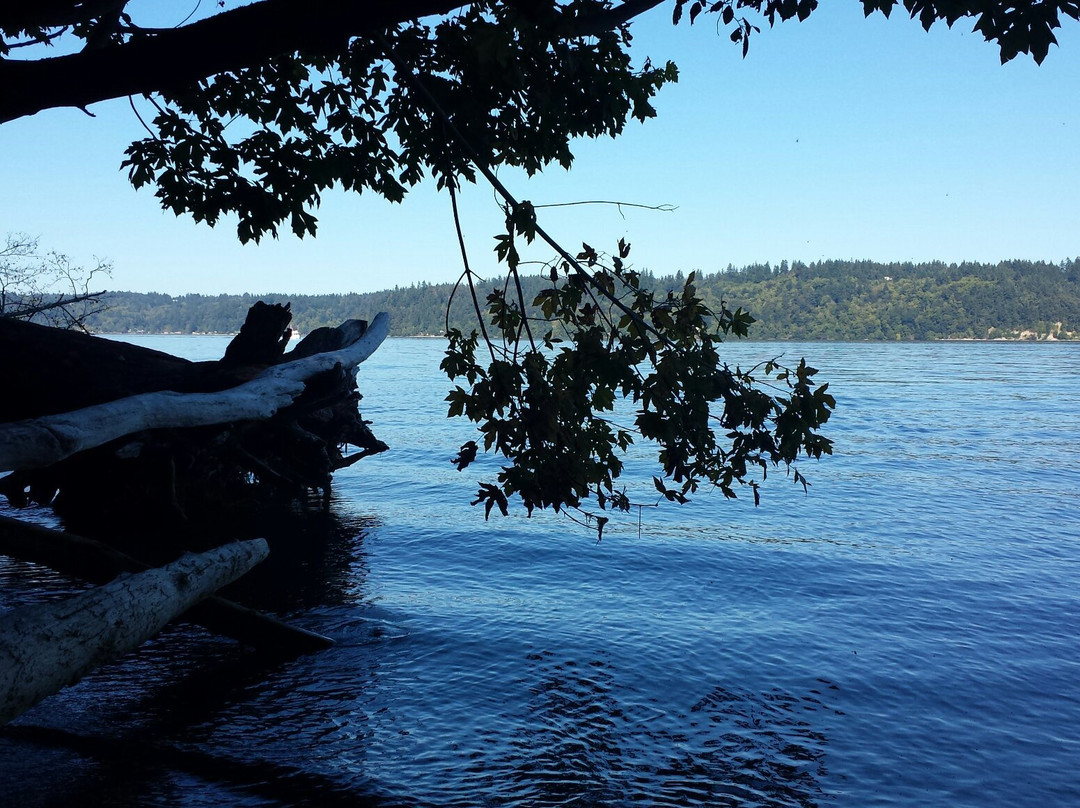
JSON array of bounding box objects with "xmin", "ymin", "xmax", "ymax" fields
[{"xmin": 2, "ymin": 338, "xmax": 1078, "ymax": 807}]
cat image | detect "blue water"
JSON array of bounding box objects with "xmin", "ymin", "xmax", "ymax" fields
[{"xmin": 2, "ymin": 338, "xmax": 1079, "ymax": 807}]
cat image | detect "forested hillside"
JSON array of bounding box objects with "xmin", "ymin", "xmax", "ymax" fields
[{"xmin": 85, "ymin": 259, "xmax": 1080, "ymax": 340}]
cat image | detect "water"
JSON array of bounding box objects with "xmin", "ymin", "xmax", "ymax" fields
[{"xmin": 2, "ymin": 338, "xmax": 1079, "ymax": 807}]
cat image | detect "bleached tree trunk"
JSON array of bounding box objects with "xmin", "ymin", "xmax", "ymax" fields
[
  {"xmin": 0, "ymin": 514, "xmax": 334, "ymax": 654},
  {"xmin": 0, "ymin": 538, "xmax": 269, "ymax": 725},
  {"xmin": 0, "ymin": 311, "xmax": 389, "ymax": 473}
]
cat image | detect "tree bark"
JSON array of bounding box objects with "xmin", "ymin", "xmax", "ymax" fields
[
  {"xmin": 0, "ymin": 316, "xmax": 211, "ymax": 422},
  {"xmin": 0, "ymin": 311, "xmax": 389, "ymax": 473},
  {"xmin": 0, "ymin": 538, "xmax": 269, "ymax": 725},
  {"xmin": 0, "ymin": 0, "xmax": 466, "ymax": 124},
  {"xmin": 0, "ymin": 0, "xmax": 658, "ymax": 124},
  {"xmin": 0, "ymin": 302, "xmax": 389, "ymax": 526}
]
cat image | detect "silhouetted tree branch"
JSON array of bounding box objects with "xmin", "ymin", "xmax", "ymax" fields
[
  {"xmin": 4, "ymin": 1, "xmax": 1071, "ymax": 124},
  {"xmin": 0, "ymin": 234, "xmax": 111, "ymax": 330},
  {"xmin": 3, "ymin": 0, "xmax": 1074, "ymax": 524}
]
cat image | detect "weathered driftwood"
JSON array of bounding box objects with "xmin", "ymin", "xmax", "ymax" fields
[
  {"xmin": 0, "ymin": 311, "xmax": 389, "ymax": 473},
  {"xmin": 0, "ymin": 514, "xmax": 333, "ymax": 655},
  {"xmin": 0, "ymin": 303, "xmax": 389, "ymax": 524},
  {"xmin": 0, "ymin": 539, "xmax": 269, "ymax": 725}
]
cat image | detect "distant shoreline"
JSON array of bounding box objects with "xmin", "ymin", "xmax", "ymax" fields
[
  {"xmin": 79, "ymin": 259, "xmax": 1080, "ymax": 342},
  {"xmin": 99, "ymin": 332, "xmax": 1077, "ymax": 343},
  {"xmin": 100, "ymin": 332, "xmax": 449, "ymax": 339}
]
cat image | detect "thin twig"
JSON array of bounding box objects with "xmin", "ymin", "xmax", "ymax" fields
[
  {"xmin": 0, "ymin": 291, "xmax": 108, "ymax": 321},
  {"xmin": 447, "ymin": 178, "xmax": 496, "ymax": 363},
  {"xmin": 4, "ymin": 28, "xmax": 69, "ymax": 49},
  {"xmin": 128, "ymin": 95, "xmax": 156, "ymax": 137},
  {"xmin": 533, "ymin": 200, "xmax": 678, "ymax": 218},
  {"xmin": 509, "ymin": 263, "xmax": 536, "ymax": 352}
]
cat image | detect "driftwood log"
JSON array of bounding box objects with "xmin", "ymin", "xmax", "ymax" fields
[
  {"xmin": 0, "ymin": 514, "xmax": 333, "ymax": 654},
  {"xmin": 0, "ymin": 302, "xmax": 389, "ymax": 526},
  {"xmin": 0, "ymin": 301, "xmax": 386, "ymax": 714},
  {"xmin": 0, "ymin": 539, "xmax": 269, "ymax": 725}
]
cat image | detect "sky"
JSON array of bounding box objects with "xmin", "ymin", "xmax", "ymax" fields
[{"xmin": 1, "ymin": 2, "xmax": 1077, "ymax": 295}]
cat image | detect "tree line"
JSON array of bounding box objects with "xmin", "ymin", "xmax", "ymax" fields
[{"xmin": 85, "ymin": 258, "xmax": 1080, "ymax": 341}]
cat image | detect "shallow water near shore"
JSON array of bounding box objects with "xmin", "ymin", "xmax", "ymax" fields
[{"xmin": 2, "ymin": 338, "xmax": 1079, "ymax": 806}]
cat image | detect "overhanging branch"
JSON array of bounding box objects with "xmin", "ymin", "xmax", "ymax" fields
[
  {"xmin": 0, "ymin": 1, "xmax": 131, "ymax": 32},
  {"xmin": 0, "ymin": 0, "xmax": 468, "ymax": 123},
  {"xmin": 0, "ymin": 0, "xmax": 666, "ymax": 124},
  {"xmin": 574, "ymin": 0, "xmax": 665, "ymax": 35}
]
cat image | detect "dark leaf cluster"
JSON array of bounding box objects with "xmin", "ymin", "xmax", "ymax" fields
[
  {"xmin": 668, "ymin": 0, "xmax": 1079, "ymax": 63},
  {"xmin": 442, "ymin": 231, "xmax": 834, "ymax": 521},
  {"xmin": 4, "ymin": 2, "xmax": 1066, "ymax": 239},
  {"xmin": 120, "ymin": 1, "xmax": 674, "ymax": 243}
]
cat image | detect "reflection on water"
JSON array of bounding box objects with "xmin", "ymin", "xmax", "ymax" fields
[
  {"xmin": 467, "ymin": 652, "xmax": 834, "ymax": 807},
  {"xmin": 682, "ymin": 684, "xmax": 834, "ymax": 807},
  {"xmin": 0, "ymin": 501, "xmax": 402, "ymax": 807},
  {"xmin": 1, "ymin": 490, "xmax": 840, "ymax": 807},
  {"xmin": 208, "ymin": 500, "xmax": 381, "ymax": 614},
  {"xmin": 5, "ymin": 723, "xmax": 396, "ymax": 808}
]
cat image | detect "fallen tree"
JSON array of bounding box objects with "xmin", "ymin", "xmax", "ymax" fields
[
  {"xmin": 0, "ymin": 311, "xmax": 389, "ymax": 472},
  {"xmin": 0, "ymin": 301, "xmax": 379, "ymax": 714},
  {"xmin": 0, "ymin": 538, "xmax": 269, "ymax": 725},
  {"xmin": 0, "ymin": 514, "xmax": 334, "ymax": 655},
  {"xmin": 0, "ymin": 302, "xmax": 390, "ymax": 526}
]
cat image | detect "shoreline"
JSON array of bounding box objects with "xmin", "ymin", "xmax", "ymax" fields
[{"xmin": 98, "ymin": 332, "xmax": 1078, "ymax": 343}]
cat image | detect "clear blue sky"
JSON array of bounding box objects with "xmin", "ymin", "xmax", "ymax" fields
[{"xmin": 1, "ymin": 3, "xmax": 1077, "ymax": 295}]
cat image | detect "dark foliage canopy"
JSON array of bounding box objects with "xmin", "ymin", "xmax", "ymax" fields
[
  {"xmin": 3, "ymin": 0, "xmax": 1071, "ymax": 522},
  {"xmin": 1, "ymin": 2, "xmax": 1074, "ymax": 239}
]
